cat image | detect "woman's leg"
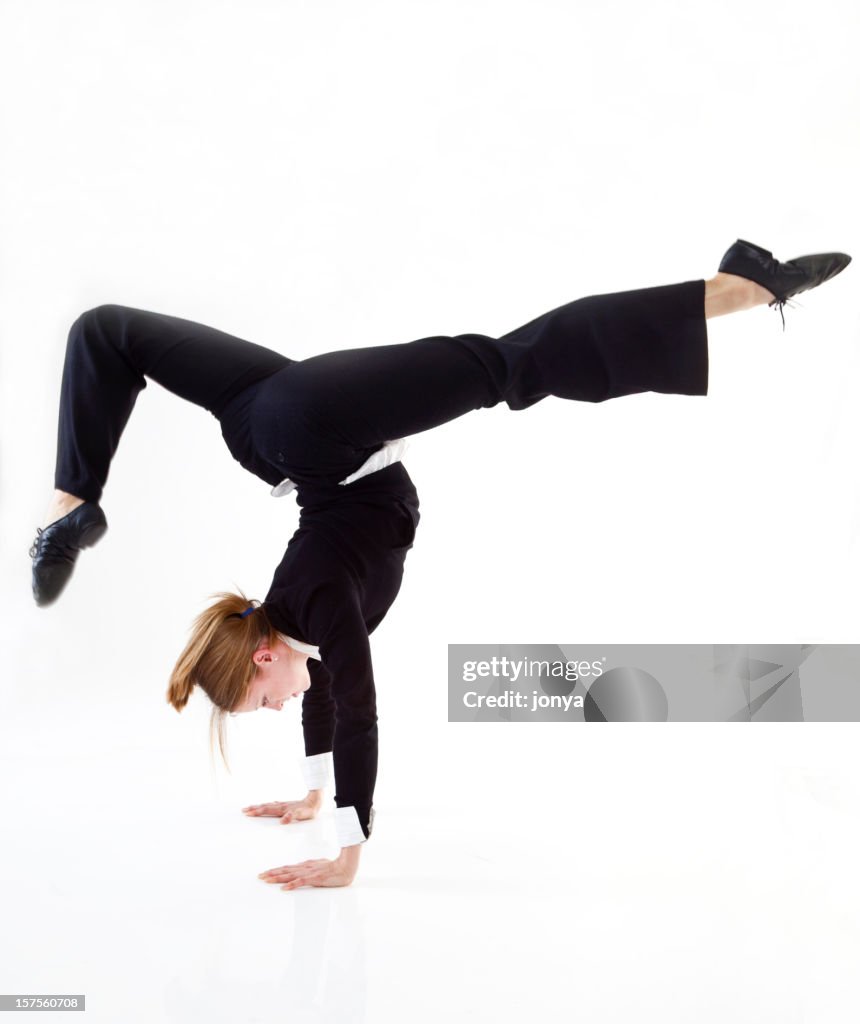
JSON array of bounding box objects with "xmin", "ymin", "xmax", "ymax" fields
[
  {"xmin": 45, "ymin": 303, "xmax": 290, "ymax": 522},
  {"xmin": 266, "ymin": 274, "xmax": 772, "ymax": 477}
]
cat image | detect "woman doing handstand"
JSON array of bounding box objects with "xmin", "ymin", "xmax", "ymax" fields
[{"xmin": 28, "ymin": 238, "xmax": 850, "ymax": 889}]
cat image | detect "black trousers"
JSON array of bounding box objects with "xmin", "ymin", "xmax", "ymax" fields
[{"xmin": 53, "ymin": 279, "xmax": 708, "ymax": 503}]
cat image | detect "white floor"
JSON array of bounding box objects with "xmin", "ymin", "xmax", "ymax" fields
[{"xmin": 1, "ymin": 669, "xmax": 858, "ymax": 1023}]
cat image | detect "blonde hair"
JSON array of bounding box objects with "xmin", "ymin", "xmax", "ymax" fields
[{"xmin": 166, "ymin": 588, "xmax": 280, "ymax": 769}]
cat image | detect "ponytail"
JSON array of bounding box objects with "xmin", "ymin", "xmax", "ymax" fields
[{"xmin": 166, "ymin": 589, "xmax": 279, "ymax": 768}]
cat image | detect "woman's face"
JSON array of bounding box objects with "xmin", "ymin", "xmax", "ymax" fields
[{"xmin": 234, "ymin": 637, "xmax": 311, "ymax": 713}]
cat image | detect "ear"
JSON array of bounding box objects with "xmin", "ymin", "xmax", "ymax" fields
[{"xmin": 252, "ymin": 646, "xmax": 271, "ymax": 666}]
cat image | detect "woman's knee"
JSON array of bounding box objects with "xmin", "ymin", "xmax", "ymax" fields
[
  {"xmin": 74, "ymin": 304, "xmax": 127, "ymax": 330},
  {"xmin": 68, "ymin": 305, "xmax": 125, "ymax": 348}
]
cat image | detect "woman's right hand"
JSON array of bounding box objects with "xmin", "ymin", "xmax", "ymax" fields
[{"xmin": 242, "ymin": 790, "xmax": 323, "ymax": 824}]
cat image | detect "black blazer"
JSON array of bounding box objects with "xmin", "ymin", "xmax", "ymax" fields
[{"xmin": 262, "ymin": 462, "xmax": 420, "ymax": 842}]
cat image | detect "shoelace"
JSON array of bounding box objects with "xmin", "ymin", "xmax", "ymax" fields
[
  {"xmin": 767, "ymin": 295, "xmax": 800, "ymax": 332},
  {"xmin": 28, "ymin": 525, "xmax": 70, "ymax": 560},
  {"xmin": 28, "ymin": 526, "xmax": 44, "ymax": 559}
]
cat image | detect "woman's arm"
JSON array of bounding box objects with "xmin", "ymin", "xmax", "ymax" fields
[
  {"xmin": 315, "ymin": 587, "xmax": 378, "ymax": 847},
  {"xmin": 301, "ymin": 659, "xmax": 336, "ymax": 761},
  {"xmin": 256, "ymin": 579, "xmax": 379, "ymax": 888}
]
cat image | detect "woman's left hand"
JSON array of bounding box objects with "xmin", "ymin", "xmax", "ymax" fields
[{"xmin": 258, "ymin": 845, "xmax": 361, "ymax": 890}]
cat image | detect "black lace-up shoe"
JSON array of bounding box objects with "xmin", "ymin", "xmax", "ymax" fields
[
  {"xmin": 29, "ymin": 502, "xmax": 108, "ymax": 606},
  {"xmin": 718, "ymin": 238, "xmax": 851, "ymax": 331}
]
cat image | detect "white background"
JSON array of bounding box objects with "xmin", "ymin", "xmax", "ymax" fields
[{"xmin": 1, "ymin": 1, "xmax": 859, "ymax": 1021}]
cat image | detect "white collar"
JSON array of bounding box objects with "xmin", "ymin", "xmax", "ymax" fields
[{"xmin": 277, "ymin": 631, "xmax": 321, "ymax": 661}]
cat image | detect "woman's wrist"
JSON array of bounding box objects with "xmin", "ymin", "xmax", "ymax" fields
[
  {"xmin": 305, "ymin": 789, "xmax": 323, "ymax": 807},
  {"xmin": 337, "ymin": 844, "xmax": 362, "ymax": 873}
]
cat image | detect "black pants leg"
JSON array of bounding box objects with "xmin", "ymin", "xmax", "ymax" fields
[
  {"xmin": 248, "ymin": 278, "xmax": 709, "ymax": 486},
  {"xmin": 53, "ymin": 304, "xmax": 291, "ymax": 503}
]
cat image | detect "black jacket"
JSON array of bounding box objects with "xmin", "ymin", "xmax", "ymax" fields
[{"xmin": 262, "ymin": 462, "xmax": 420, "ymax": 841}]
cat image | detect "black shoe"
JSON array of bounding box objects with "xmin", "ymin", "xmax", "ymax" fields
[
  {"xmin": 29, "ymin": 501, "xmax": 108, "ymax": 607},
  {"xmin": 718, "ymin": 238, "xmax": 852, "ymax": 331}
]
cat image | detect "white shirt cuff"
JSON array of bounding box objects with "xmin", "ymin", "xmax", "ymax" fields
[
  {"xmin": 301, "ymin": 751, "xmax": 333, "ymax": 791},
  {"xmin": 334, "ymin": 805, "xmax": 370, "ymax": 847}
]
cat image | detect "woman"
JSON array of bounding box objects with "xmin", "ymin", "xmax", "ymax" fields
[{"xmin": 28, "ymin": 238, "xmax": 850, "ymax": 890}]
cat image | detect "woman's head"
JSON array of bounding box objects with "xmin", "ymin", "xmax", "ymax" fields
[{"xmin": 166, "ymin": 589, "xmax": 283, "ymax": 766}]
